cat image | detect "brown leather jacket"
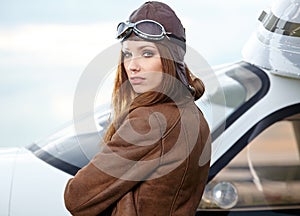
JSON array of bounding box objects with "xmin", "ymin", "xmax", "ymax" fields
[{"xmin": 64, "ymin": 100, "xmax": 211, "ymax": 216}]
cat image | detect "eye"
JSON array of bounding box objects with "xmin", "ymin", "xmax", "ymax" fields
[
  {"xmin": 143, "ymin": 50, "xmax": 154, "ymax": 58},
  {"xmin": 122, "ymin": 51, "xmax": 132, "ymax": 59}
]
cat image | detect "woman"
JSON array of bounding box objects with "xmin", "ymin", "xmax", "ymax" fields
[{"xmin": 64, "ymin": 1, "xmax": 211, "ymax": 215}]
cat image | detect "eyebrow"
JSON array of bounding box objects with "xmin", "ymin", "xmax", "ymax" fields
[
  {"xmin": 138, "ymin": 45, "xmax": 157, "ymax": 50},
  {"xmin": 122, "ymin": 45, "xmax": 157, "ymax": 51}
]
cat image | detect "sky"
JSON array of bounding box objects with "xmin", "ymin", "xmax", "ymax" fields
[{"xmin": 0, "ymin": 0, "xmax": 273, "ymax": 147}]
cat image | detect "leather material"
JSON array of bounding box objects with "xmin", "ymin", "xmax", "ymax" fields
[{"xmin": 64, "ymin": 100, "xmax": 210, "ymax": 216}]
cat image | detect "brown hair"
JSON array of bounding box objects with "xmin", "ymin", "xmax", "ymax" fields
[{"xmin": 104, "ymin": 43, "xmax": 205, "ymax": 142}]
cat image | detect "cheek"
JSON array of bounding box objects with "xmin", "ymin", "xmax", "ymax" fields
[
  {"xmin": 153, "ymin": 58, "xmax": 163, "ymax": 71},
  {"xmin": 149, "ymin": 59, "xmax": 163, "ymax": 85},
  {"xmin": 122, "ymin": 60, "xmax": 129, "ymax": 74}
]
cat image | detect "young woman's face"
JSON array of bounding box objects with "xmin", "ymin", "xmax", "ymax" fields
[{"xmin": 122, "ymin": 40, "xmax": 163, "ymax": 94}]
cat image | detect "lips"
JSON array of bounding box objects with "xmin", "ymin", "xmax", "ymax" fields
[{"xmin": 130, "ymin": 76, "xmax": 146, "ymax": 85}]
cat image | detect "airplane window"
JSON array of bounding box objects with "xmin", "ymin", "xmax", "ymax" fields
[
  {"xmin": 26, "ymin": 105, "xmax": 111, "ymax": 175},
  {"xmin": 199, "ymin": 119, "xmax": 300, "ymax": 211},
  {"xmin": 197, "ymin": 62, "xmax": 268, "ymax": 139}
]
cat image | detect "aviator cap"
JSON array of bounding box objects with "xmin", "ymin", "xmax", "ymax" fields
[{"xmin": 129, "ymin": 1, "xmax": 186, "ymax": 43}]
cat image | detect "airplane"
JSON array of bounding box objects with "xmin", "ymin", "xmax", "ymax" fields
[{"xmin": 1, "ymin": 0, "xmax": 300, "ymax": 215}]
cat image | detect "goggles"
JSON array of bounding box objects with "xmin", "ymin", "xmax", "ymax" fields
[{"xmin": 116, "ymin": 19, "xmax": 171, "ymax": 41}]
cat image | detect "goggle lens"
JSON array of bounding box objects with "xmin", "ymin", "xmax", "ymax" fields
[
  {"xmin": 116, "ymin": 20, "xmax": 166, "ymax": 40},
  {"xmin": 135, "ymin": 21, "xmax": 164, "ymax": 36},
  {"xmin": 117, "ymin": 22, "xmax": 131, "ymax": 39}
]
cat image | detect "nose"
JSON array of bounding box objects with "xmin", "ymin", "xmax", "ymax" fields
[{"xmin": 127, "ymin": 57, "xmax": 141, "ymax": 73}]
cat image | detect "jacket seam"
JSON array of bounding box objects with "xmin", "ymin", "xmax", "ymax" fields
[
  {"xmin": 169, "ymin": 108, "xmax": 190, "ymax": 215},
  {"xmin": 135, "ymin": 109, "xmax": 164, "ymax": 216},
  {"xmin": 151, "ymin": 110, "xmax": 166, "ymax": 162},
  {"xmin": 161, "ymin": 112, "xmax": 181, "ymax": 139}
]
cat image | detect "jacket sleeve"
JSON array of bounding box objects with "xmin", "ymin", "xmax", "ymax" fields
[{"xmin": 64, "ymin": 108, "xmax": 165, "ymax": 216}]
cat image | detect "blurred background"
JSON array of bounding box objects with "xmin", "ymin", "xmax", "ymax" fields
[{"xmin": 0, "ymin": 0, "xmax": 273, "ymax": 147}]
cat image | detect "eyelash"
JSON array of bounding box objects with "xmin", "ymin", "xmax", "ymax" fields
[
  {"xmin": 122, "ymin": 50, "xmax": 155, "ymax": 59},
  {"xmin": 143, "ymin": 50, "xmax": 154, "ymax": 57},
  {"xmin": 122, "ymin": 51, "xmax": 132, "ymax": 59}
]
